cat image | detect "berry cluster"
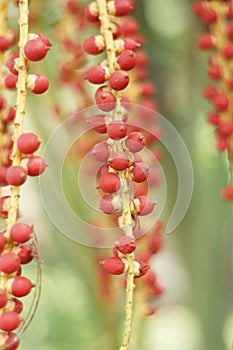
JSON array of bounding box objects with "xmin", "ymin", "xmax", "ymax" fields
[{"xmin": 194, "ymin": 1, "xmax": 233, "ymax": 200}]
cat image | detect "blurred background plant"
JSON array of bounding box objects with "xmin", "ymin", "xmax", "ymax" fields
[{"xmin": 1, "ymin": 0, "xmax": 233, "ymax": 349}]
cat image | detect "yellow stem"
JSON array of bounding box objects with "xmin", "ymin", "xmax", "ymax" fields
[
  {"xmin": 6, "ymin": 0, "xmax": 29, "ymax": 237},
  {"xmin": 95, "ymin": 1, "xmax": 135, "ymax": 349}
]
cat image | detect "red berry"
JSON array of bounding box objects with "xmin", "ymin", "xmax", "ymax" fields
[
  {"xmin": 4, "ymin": 74, "xmax": 18, "ymax": 89},
  {"xmin": 11, "ymin": 298, "xmax": 23, "ymax": 314},
  {"xmin": 121, "ymin": 18, "xmax": 139, "ymax": 35},
  {"xmin": 206, "ymin": 112, "xmax": 219, "ymax": 126},
  {"xmin": 6, "ymin": 166, "xmax": 27, "ymax": 186},
  {"xmin": 88, "ymin": 115, "xmax": 107, "ymax": 134},
  {"xmin": 91, "ymin": 142, "xmax": 109, "ymax": 162},
  {"xmin": 27, "ymin": 156, "xmax": 47, "ymax": 176},
  {"xmin": 0, "ymin": 233, "xmax": 7, "ymax": 253},
  {"xmin": 0, "ymin": 95, "xmax": 5, "ymax": 110},
  {"xmin": 0, "ymin": 253, "xmax": 21, "ymax": 274},
  {"xmin": 108, "ymin": 151, "xmax": 130, "ymax": 170},
  {"xmin": 125, "ymin": 132, "xmax": 146, "ymax": 152},
  {"xmin": 84, "ymin": 3, "xmax": 99, "ymax": 22},
  {"xmin": 213, "ymin": 94, "xmax": 229, "ymax": 111},
  {"xmin": 17, "ymin": 132, "xmax": 41, "ymax": 154},
  {"xmin": 117, "ymin": 49, "xmax": 136, "ymax": 70},
  {"xmin": 100, "ymin": 194, "xmax": 122, "ymax": 214},
  {"xmin": 115, "ymin": 38, "xmax": 139, "ymax": 53},
  {"xmin": 18, "ymin": 245, "xmax": 33, "ymax": 264},
  {"xmin": 107, "ymin": 120, "xmax": 128, "ymax": 139},
  {"xmin": 218, "ymin": 121, "xmax": 233, "ymax": 137},
  {"xmin": 132, "ymin": 162, "xmax": 149, "ymax": 183},
  {"xmin": 0, "ymin": 311, "xmax": 21, "ymax": 331},
  {"xmin": 222, "ymin": 43, "xmax": 233, "ymax": 59},
  {"xmin": 208, "ymin": 65, "xmax": 222, "ymax": 80},
  {"xmin": 7, "ymin": 276, "xmax": 34, "ymax": 297},
  {"xmin": 0, "ymin": 289, "xmax": 8, "ymax": 308},
  {"xmin": 0, "ymin": 35, "xmax": 10, "ymax": 51},
  {"xmin": 203, "ymin": 86, "xmax": 218, "ymax": 100},
  {"xmin": 95, "ymin": 86, "xmax": 116, "ymax": 111},
  {"xmin": 226, "ymin": 23, "xmax": 233, "ymax": 40},
  {"xmin": 197, "ymin": 33, "xmax": 214, "ymax": 50},
  {"xmin": 200, "ymin": 8, "xmax": 217, "ymax": 24},
  {"xmin": 108, "ymin": 0, "xmax": 133, "ymax": 17},
  {"xmin": 98, "ymin": 172, "xmax": 121, "ymax": 193},
  {"xmin": 134, "ymin": 261, "xmax": 150, "ymax": 278},
  {"xmin": 7, "ymin": 53, "xmax": 19, "ymax": 75},
  {"xmin": 149, "ymin": 233, "xmax": 162, "ymax": 254},
  {"xmin": 221, "ymin": 185, "xmax": 233, "ymax": 201},
  {"xmin": 109, "ymin": 70, "xmax": 129, "ymax": 91},
  {"xmin": 193, "ymin": 2, "xmax": 204, "ymax": 16},
  {"xmin": 216, "ymin": 136, "xmax": 228, "ymax": 152},
  {"xmin": 134, "ymin": 195, "xmax": 155, "ymax": 216},
  {"xmin": 5, "ymin": 332, "xmax": 20, "ymax": 350},
  {"xmin": 66, "ymin": 0, "xmax": 81, "ymax": 14},
  {"xmin": 24, "ymin": 39, "xmax": 48, "ymax": 61},
  {"xmin": 27, "ymin": 74, "xmax": 49, "ymax": 94},
  {"xmin": 36, "ymin": 32, "xmax": 52, "ymax": 47},
  {"xmin": 10, "ymin": 222, "xmax": 33, "ymax": 243},
  {"xmin": 0, "ymin": 196, "xmax": 10, "ymax": 217},
  {"xmin": 84, "ymin": 35, "xmax": 105, "ymax": 55},
  {"xmin": 0, "ymin": 166, "xmax": 8, "ymax": 186},
  {"xmin": 86, "ymin": 65, "xmax": 106, "ymax": 84},
  {"xmin": 141, "ymin": 81, "xmax": 156, "ymax": 97},
  {"xmin": 228, "ymin": 77, "xmax": 233, "ymax": 90},
  {"xmin": 101, "ymin": 257, "xmax": 125, "ymax": 275},
  {"xmin": 115, "ymin": 236, "xmax": 136, "ymax": 254},
  {"xmin": 5, "ymin": 107, "xmax": 16, "ymax": 123}
]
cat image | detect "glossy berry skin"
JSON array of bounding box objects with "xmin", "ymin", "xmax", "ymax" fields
[
  {"xmin": 222, "ymin": 43, "xmax": 233, "ymax": 59},
  {"xmin": 0, "ymin": 289, "xmax": 8, "ymax": 308},
  {"xmin": 100, "ymin": 194, "xmax": 121, "ymax": 214},
  {"xmin": 24, "ymin": 39, "xmax": 48, "ymax": 61},
  {"xmin": 101, "ymin": 257, "xmax": 125, "ymax": 275},
  {"xmin": 18, "ymin": 245, "xmax": 33, "ymax": 264},
  {"xmin": 107, "ymin": 120, "xmax": 128, "ymax": 140},
  {"xmin": 5, "ymin": 332, "xmax": 20, "ymax": 350},
  {"xmin": 132, "ymin": 162, "xmax": 149, "ymax": 183},
  {"xmin": 213, "ymin": 94, "xmax": 229, "ymax": 111},
  {"xmin": 197, "ymin": 33, "xmax": 214, "ymax": 50},
  {"xmin": 95, "ymin": 86, "xmax": 116, "ymax": 111},
  {"xmin": 117, "ymin": 49, "xmax": 136, "ymax": 70},
  {"xmin": 4, "ymin": 74, "xmax": 18, "ymax": 89},
  {"xmin": 208, "ymin": 65, "xmax": 222, "ymax": 80},
  {"xmin": 27, "ymin": 156, "xmax": 47, "ymax": 176},
  {"xmin": 10, "ymin": 222, "xmax": 33, "ymax": 243},
  {"xmin": 91, "ymin": 142, "xmax": 109, "ymax": 162},
  {"xmin": 200, "ymin": 8, "xmax": 217, "ymax": 24},
  {"xmin": 125, "ymin": 132, "xmax": 146, "ymax": 152},
  {"xmin": 17, "ymin": 133, "xmax": 41, "ymax": 154},
  {"xmin": 86, "ymin": 65, "xmax": 106, "ymax": 84},
  {"xmin": 0, "ymin": 253, "xmax": 21, "ymax": 274},
  {"xmin": 84, "ymin": 35, "xmax": 105, "ymax": 55},
  {"xmin": 115, "ymin": 236, "xmax": 136, "ymax": 254},
  {"xmin": 134, "ymin": 195, "xmax": 155, "ymax": 216},
  {"xmin": 108, "ymin": 151, "xmax": 130, "ymax": 170},
  {"xmin": 98, "ymin": 172, "xmax": 121, "ymax": 193},
  {"xmin": 108, "ymin": 0, "xmax": 133, "ymax": 16},
  {"xmin": 0, "ymin": 311, "xmax": 21, "ymax": 332},
  {"xmin": 88, "ymin": 115, "xmax": 107, "ymax": 134},
  {"xmin": 109, "ymin": 70, "xmax": 129, "ymax": 91},
  {"xmin": 36, "ymin": 32, "xmax": 52, "ymax": 47},
  {"xmin": 7, "ymin": 276, "xmax": 34, "ymax": 297},
  {"xmin": 6, "ymin": 166, "xmax": 27, "ymax": 186},
  {"xmin": 84, "ymin": 4, "xmax": 99, "ymax": 23},
  {"xmin": 27, "ymin": 74, "xmax": 49, "ymax": 94}
]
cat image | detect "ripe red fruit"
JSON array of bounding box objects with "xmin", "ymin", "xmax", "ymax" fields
[
  {"xmin": 203, "ymin": 86, "xmax": 218, "ymax": 100},
  {"xmin": 0, "ymin": 196, "xmax": 10, "ymax": 217},
  {"xmin": 11, "ymin": 298, "xmax": 23, "ymax": 314},
  {"xmin": 134, "ymin": 261, "xmax": 150, "ymax": 278},
  {"xmin": 109, "ymin": 70, "xmax": 129, "ymax": 91},
  {"xmin": 88, "ymin": 115, "xmax": 107, "ymax": 134},
  {"xmin": 141, "ymin": 81, "xmax": 156, "ymax": 97},
  {"xmin": 0, "ymin": 95, "xmax": 5, "ymax": 110},
  {"xmin": 108, "ymin": 0, "xmax": 133, "ymax": 17},
  {"xmin": 200, "ymin": 8, "xmax": 217, "ymax": 24},
  {"xmin": 218, "ymin": 121, "xmax": 233, "ymax": 137},
  {"xmin": 0, "ymin": 166, "xmax": 8, "ymax": 186},
  {"xmin": 134, "ymin": 195, "xmax": 155, "ymax": 216},
  {"xmin": 221, "ymin": 185, "xmax": 233, "ymax": 201},
  {"xmin": 114, "ymin": 38, "xmax": 139, "ymax": 53},
  {"xmin": 91, "ymin": 142, "xmax": 109, "ymax": 162},
  {"xmin": 18, "ymin": 245, "xmax": 33, "ymax": 264},
  {"xmin": 0, "ymin": 35, "xmax": 11, "ymax": 51},
  {"xmin": 197, "ymin": 33, "xmax": 214, "ymax": 50},
  {"xmin": 95, "ymin": 86, "xmax": 116, "ymax": 111},
  {"xmin": 7, "ymin": 276, "xmax": 34, "ymax": 297},
  {"xmin": 6, "ymin": 166, "xmax": 27, "ymax": 186},
  {"xmin": 222, "ymin": 43, "xmax": 233, "ymax": 59},
  {"xmin": 86, "ymin": 65, "xmax": 106, "ymax": 84},
  {"xmin": 84, "ymin": 3, "xmax": 99, "ymax": 22},
  {"xmin": 4, "ymin": 74, "xmax": 18, "ymax": 89},
  {"xmin": 0, "ymin": 253, "xmax": 21, "ymax": 274},
  {"xmin": 149, "ymin": 233, "xmax": 162, "ymax": 254},
  {"xmin": 208, "ymin": 65, "xmax": 222, "ymax": 80},
  {"xmin": 0, "ymin": 289, "xmax": 8, "ymax": 308},
  {"xmin": 5, "ymin": 332, "xmax": 20, "ymax": 350},
  {"xmin": 192, "ymin": 2, "xmax": 204, "ymax": 16},
  {"xmin": 27, "ymin": 156, "xmax": 47, "ymax": 176},
  {"xmin": 17, "ymin": 132, "xmax": 41, "ymax": 154},
  {"xmin": 27, "ymin": 74, "xmax": 49, "ymax": 94},
  {"xmin": 216, "ymin": 136, "xmax": 228, "ymax": 152},
  {"xmin": 101, "ymin": 257, "xmax": 125, "ymax": 274},
  {"xmin": 132, "ymin": 162, "xmax": 149, "ymax": 183},
  {"xmin": 7, "ymin": 53, "xmax": 19, "ymax": 75},
  {"xmin": 121, "ymin": 18, "xmax": 139, "ymax": 35},
  {"xmin": 108, "ymin": 151, "xmax": 130, "ymax": 170},
  {"xmin": 36, "ymin": 32, "xmax": 52, "ymax": 47},
  {"xmin": 98, "ymin": 172, "xmax": 121, "ymax": 193},
  {"xmin": 0, "ymin": 311, "xmax": 21, "ymax": 332},
  {"xmin": 10, "ymin": 222, "xmax": 33, "ymax": 243},
  {"xmin": 206, "ymin": 112, "xmax": 219, "ymax": 126},
  {"xmin": 84, "ymin": 35, "xmax": 105, "ymax": 55},
  {"xmin": 117, "ymin": 50, "xmax": 136, "ymax": 71},
  {"xmin": 226, "ymin": 23, "xmax": 233, "ymax": 40},
  {"xmin": 100, "ymin": 194, "xmax": 122, "ymax": 214},
  {"xmin": 125, "ymin": 132, "xmax": 146, "ymax": 152},
  {"xmin": 0, "ymin": 233, "xmax": 7, "ymax": 253},
  {"xmin": 115, "ymin": 236, "xmax": 136, "ymax": 254},
  {"xmin": 107, "ymin": 120, "xmax": 128, "ymax": 139},
  {"xmin": 213, "ymin": 94, "xmax": 229, "ymax": 111},
  {"xmin": 24, "ymin": 39, "xmax": 48, "ymax": 61}
]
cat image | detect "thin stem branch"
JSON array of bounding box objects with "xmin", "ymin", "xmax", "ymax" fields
[{"xmin": 6, "ymin": 0, "xmax": 29, "ymax": 237}]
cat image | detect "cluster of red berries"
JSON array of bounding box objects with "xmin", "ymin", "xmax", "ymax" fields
[
  {"xmin": 194, "ymin": 0, "xmax": 233, "ymax": 201},
  {"xmin": 4, "ymin": 32, "xmax": 51, "ymax": 94},
  {"xmin": 0, "ymin": 222, "xmax": 35, "ymax": 349}
]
